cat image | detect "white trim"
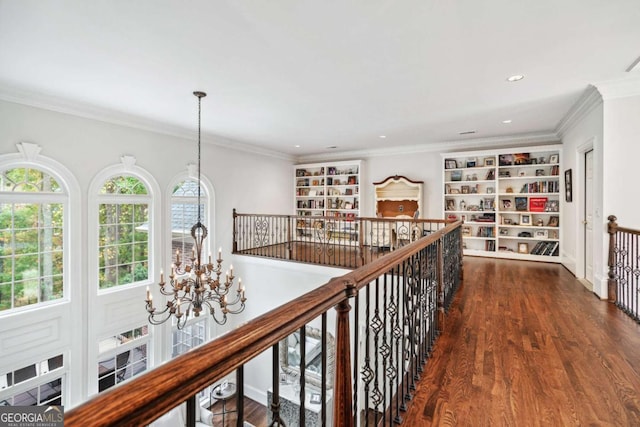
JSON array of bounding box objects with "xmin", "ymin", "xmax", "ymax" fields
[
  {"xmin": 573, "ymin": 138, "xmax": 595, "ymax": 285},
  {"xmin": 556, "ymin": 86, "xmax": 603, "ymax": 138},
  {"xmin": 86, "ymin": 156, "xmax": 161, "ymax": 396},
  {"xmin": 0, "ymin": 85, "xmax": 295, "ymax": 162},
  {"xmin": 295, "ymin": 132, "xmax": 559, "ymax": 163},
  {"xmin": 0, "ymin": 142, "xmax": 82, "ymax": 407},
  {"xmin": 593, "ymin": 74, "xmax": 640, "ymax": 100}
]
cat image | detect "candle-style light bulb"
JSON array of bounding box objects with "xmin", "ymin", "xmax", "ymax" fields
[
  {"xmin": 160, "ymin": 269, "xmax": 164, "ymax": 283},
  {"xmin": 146, "ymin": 286, "xmax": 150, "ymax": 300}
]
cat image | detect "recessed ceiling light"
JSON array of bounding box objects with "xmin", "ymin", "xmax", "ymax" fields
[
  {"xmin": 502, "ymin": 119, "xmax": 512, "ymax": 124},
  {"xmin": 507, "ymin": 75, "xmax": 524, "ymax": 82},
  {"xmin": 459, "ymin": 130, "xmax": 476, "ymax": 135},
  {"xmin": 379, "ymin": 135, "xmax": 386, "ymax": 139},
  {"xmin": 294, "ymin": 145, "xmax": 301, "ymax": 148}
]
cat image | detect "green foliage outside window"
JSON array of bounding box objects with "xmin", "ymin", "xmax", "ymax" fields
[{"xmin": 0, "ymin": 168, "xmax": 64, "ymax": 312}]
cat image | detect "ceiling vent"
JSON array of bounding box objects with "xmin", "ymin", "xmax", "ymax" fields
[{"xmin": 459, "ymin": 130, "xmax": 476, "ymax": 135}]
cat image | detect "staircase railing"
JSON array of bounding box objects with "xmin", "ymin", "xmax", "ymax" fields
[
  {"xmin": 608, "ymin": 215, "xmax": 640, "ymax": 321},
  {"xmin": 66, "ymin": 218, "xmax": 462, "ymax": 427},
  {"xmin": 233, "ymin": 209, "xmax": 451, "ymax": 268}
]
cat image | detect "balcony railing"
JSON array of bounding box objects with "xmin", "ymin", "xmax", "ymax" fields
[
  {"xmin": 608, "ymin": 215, "xmax": 640, "ymax": 321},
  {"xmin": 66, "ymin": 216, "xmax": 462, "ymax": 427},
  {"xmin": 233, "ymin": 210, "xmax": 452, "ymax": 268}
]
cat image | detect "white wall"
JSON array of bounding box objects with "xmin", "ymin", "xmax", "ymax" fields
[
  {"xmin": 557, "ymin": 98, "xmax": 604, "ymax": 288},
  {"xmin": 0, "ymin": 99, "xmax": 293, "ymax": 407}
]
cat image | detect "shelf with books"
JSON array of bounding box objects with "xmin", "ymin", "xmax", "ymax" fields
[{"xmin": 443, "ymin": 145, "xmax": 561, "ymax": 262}]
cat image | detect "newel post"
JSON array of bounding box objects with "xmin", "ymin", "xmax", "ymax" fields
[
  {"xmin": 607, "ymin": 215, "xmax": 618, "ymax": 304},
  {"xmin": 232, "ymin": 209, "xmax": 238, "ymax": 254},
  {"xmin": 333, "ymin": 282, "xmax": 356, "ymax": 427}
]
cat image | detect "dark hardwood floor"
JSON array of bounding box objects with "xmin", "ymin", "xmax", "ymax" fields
[
  {"xmin": 212, "ymin": 257, "xmax": 640, "ymax": 426},
  {"xmin": 402, "ymin": 257, "xmax": 640, "ymax": 426}
]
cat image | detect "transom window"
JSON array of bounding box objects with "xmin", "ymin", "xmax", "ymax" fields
[
  {"xmin": 97, "ymin": 175, "xmax": 150, "ymax": 289},
  {"xmin": 170, "ymin": 178, "xmax": 207, "ymax": 265},
  {"xmin": 0, "ymin": 167, "xmax": 65, "ymax": 312}
]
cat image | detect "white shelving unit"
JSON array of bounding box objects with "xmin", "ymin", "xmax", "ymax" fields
[
  {"xmin": 443, "ymin": 145, "xmax": 561, "ymax": 262},
  {"xmin": 294, "ymin": 160, "xmax": 363, "ymax": 242}
]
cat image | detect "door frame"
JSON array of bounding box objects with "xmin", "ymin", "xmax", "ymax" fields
[{"xmin": 575, "ymin": 137, "xmax": 595, "ymax": 282}]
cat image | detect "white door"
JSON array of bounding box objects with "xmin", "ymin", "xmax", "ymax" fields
[{"xmin": 584, "ymin": 149, "xmax": 594, "ymax": 285}]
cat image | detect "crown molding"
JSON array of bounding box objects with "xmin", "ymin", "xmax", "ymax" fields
[
  {"xmin": 0, "ymin": 83, "xmax": 295, "ymax": 162},
  {"xmin": 593, "ymin": 74, "xmax": 640, "ymax": 100},
  {"xmin": 295, "ymin": 132, "xmax": 559, "ymax": 163},
  {"xmin": 555, "ymin": 85, "xmax": 603, "ymax": 138}
]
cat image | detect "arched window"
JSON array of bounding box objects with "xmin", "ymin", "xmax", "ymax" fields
[
  {"xmin": 0, "ymin": 152, "xmax": 68, "ymax": 311},
  {"xmin": 97, "ymin": 175, "xmax": 150, "ymax": 289}
]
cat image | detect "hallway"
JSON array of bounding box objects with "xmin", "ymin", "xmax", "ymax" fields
[{"xmin": 401, "ymin": 257, "xmax": 640, "ymax": 426}]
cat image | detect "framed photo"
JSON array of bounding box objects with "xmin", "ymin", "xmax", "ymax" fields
[
  {"xmin": 466, "ymin": 158, "xmax": 477, "ymax": 168},
  {"xmin": 446, "ymin": 198, "xmax": 456, "ymax": 211},
  {"xmin": 534, "ymin": 229, "xmax": 548, "ymax": 239},
  {"xmin": 518, "ymin": 242, "xmax": 529, "ymax": 254},
  {"xmin": 565, "ymin": 169, "xmax": 573, "ymax": 202},
  {"xmin": 548, "ymin": 215, "xmax": 560, "ymax": 227},
  {"xmin": 461, "ymin": 185, "xmax": 470, "ymax": 194},
  {"xmin": 280, "ymin": 372, "xmax": 288, "ymax": 384},
  {"xmin": 499, "ymin": 154, "xmax": 514, "ymax": 166},
  {"xmin": 310, "ymin": 393, "xmax": 322, "ymax": 405},
  {"xmin": 462, "ymin": 226, "xmax": 472, "ymax": 236},
  {"xmin": 535, "ymin": 169, "xmax": 545, "ymax": 176},
  {"xmin": 515, "ymin": 197, "xmax": 528, "ymax": 211},
  {"xmin": 484, "ymin": 157, "xmax": 495, "ymax": 166},
  {"xmin": 451, "ymin": 170, "xmax": 463, "ymax": 181},
  {"xmin": 503, "ymin": 218, "xmax": 512, "ymax": 225},
  {"xmin": 445, "ymin": 159, "xmax": 457, "ymax": 169},
  {"xmin": 550, "ymin": 154, "xmax": 559, "ymax": 164},
  {"xmin": 486, "ymin": 187, "xmax": 494, "ymax": 194},
  {"xmin": 502, "ymin": 199, "xmax": 512, "ymax": 209},
  {"xmin": 520, "ymin": 214, "xmax": 531, "ymax": 225},
  {"xmin": 499, "ymin": 228, "xmax": 509, "ymax": 236}
]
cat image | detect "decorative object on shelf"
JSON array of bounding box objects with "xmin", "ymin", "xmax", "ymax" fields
[
  {"xmin": 518, "ymin": 242, "xmax": 529, "ymax": 254},
  {"xmin": 145, "ymin": 91, "xmax": 246, "ymax": 329},
  {"xmin": 550, "ymin": 154, "xmax": 559, "ymax": 164},
  {"xmin": 484, "ymin": 158, "xmax": 495, "ymax": 166},
  {"xmin": 520, "ymin": 214, "xmax": 531, "ymax": 225},
  {"xmin": 564, "ymin": 169, "xmax": 573, "ymax": 202},
  {"xmin": 548, "ymin": 216, "xmax": 560, "ymax": 227},
  {"xmin": 515, "ymin": 197, "xmax": 528, "ymax": 211},
  {"xmin": 445, "ymin": 159, "xmax": 457, "ymax": 169}
]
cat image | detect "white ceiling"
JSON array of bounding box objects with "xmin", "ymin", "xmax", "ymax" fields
[{"xmin": 1, "ymin": 1, "xmax": 639, "ymax": 158}]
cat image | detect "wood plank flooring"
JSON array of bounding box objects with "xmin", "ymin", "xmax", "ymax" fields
[
  {"xmin": 401, "ymin": 257, "xmax": 640, "ymax": 426},
  {"xmin": 211, "ymin": 257, "xmax": 640, "ymax": 426}
]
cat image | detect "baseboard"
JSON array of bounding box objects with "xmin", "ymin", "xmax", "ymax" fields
[{"xmin": 244, "ymin": 383, "xmax": 267, "ymax": 409}]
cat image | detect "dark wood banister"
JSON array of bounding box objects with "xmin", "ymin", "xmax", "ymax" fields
[{"xmin": 66, "ymin": 220, "xmax": 461, "ymax": 426}]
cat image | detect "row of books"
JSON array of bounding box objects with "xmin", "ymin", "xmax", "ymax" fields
[
  {"xmin": 520, "ymin": 181, "xmax": 560, "ymax": 194},
  {"xmin": 530, "ymin": 241, "xmax": 559, "ymax": 256},
  {"xmin": 478, "ymin": 226, "xmax": 494, "ymax": 237}
]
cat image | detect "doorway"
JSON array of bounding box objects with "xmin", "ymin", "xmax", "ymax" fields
[{"xmin": 583, "ymin": 149, "xmax": 594, "ymax": 288}]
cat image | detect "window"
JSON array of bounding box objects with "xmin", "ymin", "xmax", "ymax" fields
[
  {"xmin": 97, "ymin": 326, "xmax": 148, "ymax": 393},
  {"xmin": 97, "ymin": 175, "xmax": 150, "ymax": 289},
  {"xmin": 170, "ymin": 178, "xmax": 207, "ymax": 265},
  {"xmin": 172, "ymin": 319, "xmax": 206, "ymax": 357},
  {"xmin": 0, "ymin": 167, "xmax": 65, "ymax": 311},
  {"xmin": 0, "ymin": 355, "xmax": 64, "ymax": 406}
]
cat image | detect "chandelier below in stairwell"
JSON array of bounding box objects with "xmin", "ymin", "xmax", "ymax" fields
[{"xmin": 145, "ymin": 91, "xmax": 246, "ymax": 329}]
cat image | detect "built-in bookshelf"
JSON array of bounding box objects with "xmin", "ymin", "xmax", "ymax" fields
[
  {"xmin": 294, "ymin": 160, "xmax": 362, "ymax": 242},
  {"xmin": 443, "ymin": 145, "xmax": 561, "ymax": 262}
]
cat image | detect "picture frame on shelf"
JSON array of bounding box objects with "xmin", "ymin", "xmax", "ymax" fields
[
  {"xmin": 518, "ymin": 242, "xmax": 529, "ymax": 254},
  {"xmin": 520, "ymin": 214, "xmax": 531, "ymax": 225},
  {"xmin": 446, "ymin": 199, "xmax": 456, "ymax": 211},
  {"xmin": 534, "ymin": 229, "xmax": 548, "ymax": 239},
  {"xmin": 545, "ymin": 200, "xmax": 559, "ymax": 212},
  {"xmin": 484, "ymin": 158, "xmax": 495, "ymax": 166},
  {"xmin": 515, "ymin": 197, "xmax": 528, "ymax": 211},
  {"xmin": 503, "ymin": 218, "xmax": 512, "ymax": 225},
  {"xmin": 487, "ymin": 187, "xmax": 494, "ymax": 194},
  {"xmin": 462, "ymin": 226, "xmax": 472, "ymax": 236},
  {"xmin": 535, "ymin": 169, "xmax": 545, "ymax": 176},
  {"xmin": 445, "ymin": 159, "xmax": 457, "ymax": 169},
  {"xmin": 451, "ymin": 170, "xmax": 463, "ymax": 181},
  {"xmin": 550, "ymin": 154, "xmax": 559, "ymax": 164},
  {"xmin": 548, "ymin": 215, "xmax": 560, "ymax": 227},
  {"xmin": 514, "ymin": 153, "xmax": 531, "ymax": 165},
  {"xmin": 499, "ymin": 228, "xmax": 509, "ymax": 236},
  {"xmin": 461, "ymin": 185, "xmax": 470, "ymax": 194},
  {"xmin": 499, "ymin": 154, "xmax": 514, "ymax": 166},
  {"xmin": 466, "ymin": 158, "xmax": 477, "ymax": 168},
  {"xmin": 450, "ymin": 188, "xmax": 460, "ymax": 194},
  {"xmin": 310, "ymin": 393, "xmax": 322, "ymax": 405}
]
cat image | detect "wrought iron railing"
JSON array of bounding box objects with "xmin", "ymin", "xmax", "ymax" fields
[
  {"xmin": 233, "ymin": 210, "xmax": 451, "ymax": 268},
  {"xmin": 608, "ymin": 215, "xmax": 640, "ymax": 321},
  {"xmin": 66, "ymin": 217, "xmax": 462, "ymax": 427}
]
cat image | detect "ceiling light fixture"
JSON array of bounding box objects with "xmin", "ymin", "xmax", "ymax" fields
[
  {"xmin": 502, "ymin": 119, "xmax": 512, "ymax": 124},
  {"xmin": 145, "ymin": 91, "xmax": 246, "ymax": 329},
  {"xmin": 295, "ymin": 145, "xmax": 301, "ymax": 148},
  {"xmin": 379, "ymin": 135, "xmax": 386, "ymax": 139},
  {"xmin": 507, "ymin": 75, "xmax": 524, "ymax": 82}
]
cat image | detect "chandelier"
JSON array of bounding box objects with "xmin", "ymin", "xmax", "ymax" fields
[{"xmin": 145, "ymin": 91, "xmax": 246, "ymax": 329}]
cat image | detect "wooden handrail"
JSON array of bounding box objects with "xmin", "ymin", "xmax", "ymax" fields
[{"xmin": 66, "ymin": 220, "xmax": 461, "ymax": 426}]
